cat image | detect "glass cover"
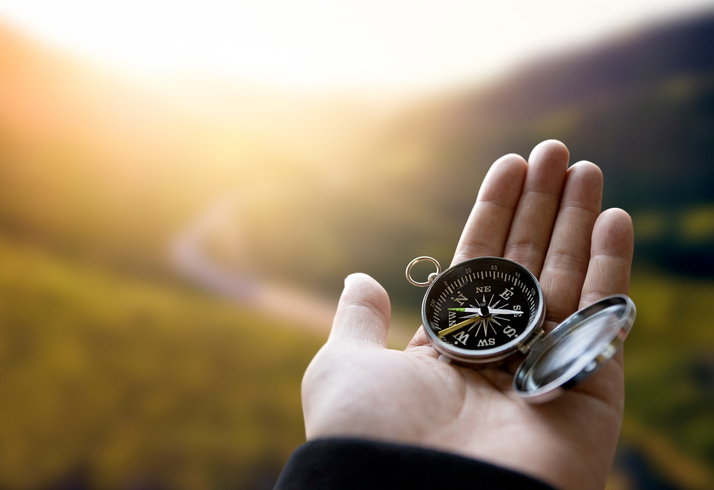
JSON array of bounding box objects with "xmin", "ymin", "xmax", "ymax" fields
[{"xmin": 513, "ymin": 295, "xmax": 635, "ymax": 403}]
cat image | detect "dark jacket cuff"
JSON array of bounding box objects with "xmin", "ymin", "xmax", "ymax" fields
[{"xmin": 274, "ymin": 438, "xmax": 557, "ymax": 490}]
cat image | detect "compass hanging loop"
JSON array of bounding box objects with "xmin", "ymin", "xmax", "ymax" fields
[{"xmin": 406, "ymin": 256, "xmax": 442, "ymax": 287}]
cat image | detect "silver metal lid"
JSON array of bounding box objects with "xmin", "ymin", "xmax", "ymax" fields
[{"xmin": 513, "ymin": 294, "xmax": 636, "ymax": 403}]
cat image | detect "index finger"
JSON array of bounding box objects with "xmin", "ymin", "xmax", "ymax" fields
[{"xmin": 451, "ymin": 154, "xmax": 527, "ymax": 266}]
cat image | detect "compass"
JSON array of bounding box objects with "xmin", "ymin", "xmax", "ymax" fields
[{"xmin": 406, "ymin": 256, "xmax": 636, "ymax": 402}]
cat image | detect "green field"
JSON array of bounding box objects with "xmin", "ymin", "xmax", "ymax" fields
[
  {"xmin": 616, "ymin": 272, "xmax": 714, "ymax": 489},
  {"xmin": 0, "ymin": 235, "xmax": 323, "ymax": 489}
]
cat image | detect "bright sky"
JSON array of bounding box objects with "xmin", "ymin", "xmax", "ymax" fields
[{"xmin": 1, "ymin": 0, "xmax": 713, "ymax": 94}]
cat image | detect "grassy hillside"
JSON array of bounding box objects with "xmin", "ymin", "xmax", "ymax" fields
[
  {"xmin": 0, "ymin": 235, "xmax": 323, "ymax": 489},
  {"xmin": 620, "ymin": 272, "xmax": 714, "ymax": 488}
]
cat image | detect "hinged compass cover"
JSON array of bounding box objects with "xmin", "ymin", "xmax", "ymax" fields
[{"xmin": 513, "ymin": 294, "xmax": 636, "ymax": 403}]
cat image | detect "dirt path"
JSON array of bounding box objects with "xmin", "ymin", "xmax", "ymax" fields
[{"xmin": 171, "ymin": 197, "xmax": 413, "ymax": 345}]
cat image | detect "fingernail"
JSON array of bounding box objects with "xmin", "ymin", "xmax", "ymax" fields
[{"xmin": 344, "ymin": 274, "xmax": 357, "ymax": 287}]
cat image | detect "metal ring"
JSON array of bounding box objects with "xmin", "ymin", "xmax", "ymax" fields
[{"xmin": 406, "ymin": 256, "xmax": 441, "ymax": 287}]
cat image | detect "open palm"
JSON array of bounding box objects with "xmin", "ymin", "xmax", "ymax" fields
[{"xmin": 302, "ymin": 141, "xmax": 634, "ymax": 490}]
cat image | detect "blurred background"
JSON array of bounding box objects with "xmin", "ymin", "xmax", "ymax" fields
[{"xmin": 0, "ymin": 0, "xmax": 713, "ymax": 488}]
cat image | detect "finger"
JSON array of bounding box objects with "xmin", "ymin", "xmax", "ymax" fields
[
  {"xmin": 451, "ymin": 153, "xmax": 527, "ymax": 266},
  {"xmin": 503, "ymin": 140, "xmax": 569, "ymax": 277},
  {"xmin": 328, "ymin": 273, "xmax": 391, "ymax": 347},
  {"xmin": 579, "ymin": 208, "xmax": 634, "ymax": 308},
  {"xmin": 539, "ymin": 162, "xmax": 603, "ymax": 325},
  {"xmin": 578, "ymin": 208, "xmax": 633, "ymax": 371}
]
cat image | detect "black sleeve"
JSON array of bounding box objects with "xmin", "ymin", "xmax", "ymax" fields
[{"xmin": 274, "ymin": 438, "xmax": 557, "ymax": 490}]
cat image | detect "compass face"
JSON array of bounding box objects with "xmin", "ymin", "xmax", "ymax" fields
[{"xmin": 422, "ymin": 257, "xmax": 545, "ymax": 364}]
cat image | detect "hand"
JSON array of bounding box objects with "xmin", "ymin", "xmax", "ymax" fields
[{"xmin": 301, "ymin": 140, "xmax": 634, "ymax": 490}]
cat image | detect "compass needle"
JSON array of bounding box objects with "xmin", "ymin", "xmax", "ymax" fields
[{"xmin": 437, "ymin": 316, "xmax": 480, "ymax": 338}]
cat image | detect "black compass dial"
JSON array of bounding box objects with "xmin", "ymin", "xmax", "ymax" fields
[{"xmin": 422, "ymin": 257, "xmax": 544, "ymax": 353}]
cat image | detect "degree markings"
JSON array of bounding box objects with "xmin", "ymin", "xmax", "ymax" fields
[{"xmin": 430, "ymin": 265, "xmax": 541, "ymax": 335}]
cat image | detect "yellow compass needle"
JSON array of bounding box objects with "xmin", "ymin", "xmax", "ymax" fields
[{"xmin": 437, "ymin": 316, "xmax": 481, "ymax": 338}]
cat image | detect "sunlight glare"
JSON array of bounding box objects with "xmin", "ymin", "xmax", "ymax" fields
[{"xmin": 0, "ymin": 0, "xmax": 713, "ymax": 93}]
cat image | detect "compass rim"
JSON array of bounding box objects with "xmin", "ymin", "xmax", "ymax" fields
[{"xmin": 421, "ymin": 256, "xmax": 546, "ymax": 364}]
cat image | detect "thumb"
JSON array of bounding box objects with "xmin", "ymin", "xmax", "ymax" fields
[{"xmin": 329, "ymin": 273, "xmax": 391, "ymax": 347}]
